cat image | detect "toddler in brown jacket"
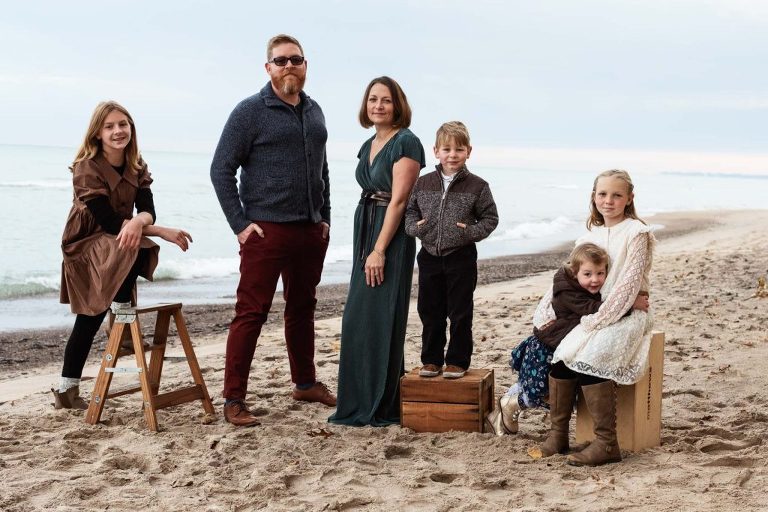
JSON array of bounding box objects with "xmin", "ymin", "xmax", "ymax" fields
[{"xmin": 487, "ymin": 242, "xmax": 612, "ymax": 434}]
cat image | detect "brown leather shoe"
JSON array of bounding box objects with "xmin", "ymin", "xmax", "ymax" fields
[
  {"xmin": 419, "ymin": 364, "xmax": 442, "ymax": 377},
  {"xmin": 223, "ymin": 400, "xmax": 261, "ymax": 427},
  {"xmin": 292, "ymin": 381, "xmax": 337, "ymax": 407},
  {"xmin": 443, "ymin": 365, "xmax": 467, "ymax": 379}
]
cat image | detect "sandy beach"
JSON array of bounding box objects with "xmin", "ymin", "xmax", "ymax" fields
[{"xmin": 1, "ymin": 209, "xmax": 766, "ymax": 511}]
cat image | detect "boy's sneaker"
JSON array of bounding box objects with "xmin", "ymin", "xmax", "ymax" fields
[
  {"xmin": 443, "ymin": 365, "xmax": 467, "ymax": 379},
  {"xmin": 419, "ymin": 364, "xmax": 442, "ymax": 377}
]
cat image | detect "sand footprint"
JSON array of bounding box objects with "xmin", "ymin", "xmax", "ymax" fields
[{"xmin": 384, "ymin": 444, "xmax": 413, "ymax": 459}]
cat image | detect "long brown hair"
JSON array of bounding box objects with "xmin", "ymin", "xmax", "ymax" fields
[
  {"xmin": 587, "ymin": 169, "xmax": 645, "ymax": 229},
  {"xmin": 71, "ymin": 101, "xmax": 142, "ymax": 174}
]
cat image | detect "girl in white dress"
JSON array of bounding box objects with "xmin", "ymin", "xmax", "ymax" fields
[{"xmin": 536, "ymin": 169, "xmax": 654, "ymax": 466}]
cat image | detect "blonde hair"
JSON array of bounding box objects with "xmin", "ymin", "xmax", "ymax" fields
[
  {"xmin": 267, "ymin": 34, "xmax": 304, "ymax": 61},
  {"xmin": 71, "ymin": 101, "xmax": 142, "ymax": 174},
  {"xmin": 587, "ymin": 169, "xmax": 645, "ymax": 229},
  {"xmin": 435, "ymin": 121, "xmax": 471, "ymax": 148},
  {"xmin": 565, "ymin": 242, "xmax": 610, "ymax": 277}
]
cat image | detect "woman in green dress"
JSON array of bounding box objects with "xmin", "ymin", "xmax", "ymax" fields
[{"xmin": 329, "ymin": 77, "xmax": 425, "ymax": 426}]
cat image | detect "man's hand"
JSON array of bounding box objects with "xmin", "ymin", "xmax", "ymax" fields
[
  {"xmin": 321, "ymin": 221, "xmax": 330, "ymax": 240},
  {"xmin": 237, "ymin": 223, "xmax": 264, "ymax": 244}
]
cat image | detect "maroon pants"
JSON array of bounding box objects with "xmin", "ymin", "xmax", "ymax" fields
[{"xmin": 223, "ymin": 221, "xmax": 328, "ymax": 400}]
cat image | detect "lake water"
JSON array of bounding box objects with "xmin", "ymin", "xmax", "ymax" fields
[{"xmin": 1, "ymin": 143, "xmax": 765, "ymax": 331}]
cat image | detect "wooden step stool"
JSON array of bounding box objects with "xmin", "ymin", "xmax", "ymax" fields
[
  {"xmin": 575, "ymin": 331, "xmax": 664, "ymax": 452},
  {"xmin": 400, "ymin": 368, "xmax": 494, "ymax": 433},
  {"xmin": 85, "ymin": 303, "xmax": 215, "ymax": 431}
]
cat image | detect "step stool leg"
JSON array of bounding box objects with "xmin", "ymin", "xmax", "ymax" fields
[
  {"xmin": 85, "ymin": 321, "xmax": 124, "ymax": 425},
  {"xmin": 131, "ymin": 319, "xmax": 159, "ymax": 431},
  {"xmin": 147, "ymin": 310, "xmax": 171, "ymax": 395},
  {"xmin": 173, "ymin": 309, "xmax": 216, "ymax": 416}
]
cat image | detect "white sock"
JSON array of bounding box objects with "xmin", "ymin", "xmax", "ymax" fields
[
  {"xmin": 110, "ymin": 301, "xmax": 132, "ymax": 314},
  {"xmin": 59, "ymin": 377, "xmax": 80, "ymax": 393},
  {"xmin": 506, "ymin": 383, "xmax": 520, "ymax": 397}
]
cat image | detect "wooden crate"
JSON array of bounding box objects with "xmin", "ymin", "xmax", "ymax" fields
[
  {"xmin": 400, "ymin": 368, "xmax": 494, "ymax": 433},
  {"xmin": 575, "ymin": 331, "xmax": 664, "ymax": 452}
]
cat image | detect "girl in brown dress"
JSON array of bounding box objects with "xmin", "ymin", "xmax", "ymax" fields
[{"xmin": 52, "ymin": 101, "xmax": 193, "ymax": 409}]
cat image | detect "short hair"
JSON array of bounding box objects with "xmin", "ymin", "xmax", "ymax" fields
[
  {"xmin": 266, "ymin": 34, "xmax": 304, "ymax": 61},
  {"xmin": 587, "ymin": 169, "xmax": 645, "ymax": 229},
  {"xmin": 565, "ymin": 242, "xmax": 610, "ymax": 276},
  {"xmin": 435, "ymin": 121, "xmax": 471, "ymax": 148},
  {"xmin": 358, "ymin": 76, "xmax": 412, "ymax": 129}
]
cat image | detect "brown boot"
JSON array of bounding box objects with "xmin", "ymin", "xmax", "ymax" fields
[
  {"xmin": 292, "ymin": 381, "xmax": 337, "ymax": 407},
  {"xmin": 567, "ymin": 381, "xmax": 621, "ymax": 466},
  {"xmin": 224, "ymin": 400, "xmax": 261, "ymax": 427},
  {"xmin": 540, "ymin": 377, "xmax": 578, "ymax": 457},
  {"xmin": 51, "ymin": 386, "xmax": 89, "ymax": 410}
]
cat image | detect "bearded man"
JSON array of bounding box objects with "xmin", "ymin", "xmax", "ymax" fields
[{"xmin": 210, "ymin": 34, "xmax": 335, "ymax": 427}]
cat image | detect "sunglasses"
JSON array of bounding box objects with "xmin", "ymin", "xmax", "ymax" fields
[{"xmin": 268, "ymin": 55, "xmax": 305, "ymax": 66}]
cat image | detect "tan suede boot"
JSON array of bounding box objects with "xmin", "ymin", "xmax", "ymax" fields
[
  {"xmin": 499, "ymin": 394, "xmax": 520, "ymax": 434},
  {"xmin": 485, "ymin": 393, "xmax": 522, "ymax": 435},
  {"xmin": 51, "ymin": 386, "xmax": 89, "ymax": 410},
  {"xmin": 567, "ymin": 381, "xmax": 621, "ymax": 466},
  {"xmin": 540, "ymin": 377, "xmax": 578, "ymax": 457}
]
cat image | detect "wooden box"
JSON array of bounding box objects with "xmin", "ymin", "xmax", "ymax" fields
[
  {"xmin": 400, "ymin": 368, "xmax": 494, "ymax": 433},
  {"xmin": 575, "ymin": 331, "xmax": 664, "ymax": 452}
]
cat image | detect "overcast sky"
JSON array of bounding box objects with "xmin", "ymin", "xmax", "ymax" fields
[{"xmin": 3, "ymin": 0, "xmax": 768, "ymax": 172}]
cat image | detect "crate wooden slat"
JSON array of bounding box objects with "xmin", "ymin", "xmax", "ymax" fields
[{"xmin": 401, "ymin": 368, "xmax": 494, "ymax": 433}]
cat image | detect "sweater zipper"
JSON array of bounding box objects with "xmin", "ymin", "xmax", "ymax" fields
[{"xmin": 435, "ymin": 171, "xmax": 463, "ymax": 256}]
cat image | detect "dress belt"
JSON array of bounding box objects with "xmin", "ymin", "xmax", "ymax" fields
[{"xmin": 358, "ymin": 190, "xmax": 392, "ymax": 269}]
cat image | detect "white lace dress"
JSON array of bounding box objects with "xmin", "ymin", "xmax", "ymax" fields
[{"xmin": 534, "ymin": 218, "xmax": 655, "ymax": 384}]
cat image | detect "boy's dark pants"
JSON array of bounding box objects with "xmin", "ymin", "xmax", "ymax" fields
[{"xmin": 417, "ymin": 244, "xmax": 477, "ymax": 369}]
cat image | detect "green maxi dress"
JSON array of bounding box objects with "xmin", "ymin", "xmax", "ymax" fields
[{"xmin": 329, "ymin": 129, "xmax": 425, "ymax": 426}]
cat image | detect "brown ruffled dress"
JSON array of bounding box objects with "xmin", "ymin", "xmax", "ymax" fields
[{"xmin": 59, "ymin": 154, "xmax": 159, "ymax": 315}]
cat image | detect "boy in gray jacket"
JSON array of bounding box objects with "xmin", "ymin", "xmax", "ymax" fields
[{"xmin": 405, "ymin": 122, "xmax": 498, "ymax": 379}]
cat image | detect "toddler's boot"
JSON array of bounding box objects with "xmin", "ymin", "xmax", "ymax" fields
[{"xmin": 485, "ymin": 394, "xmax": 521, "ymax": 435}]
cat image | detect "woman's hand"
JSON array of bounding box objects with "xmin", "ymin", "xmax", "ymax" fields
[
  {"xmin": 457, "ymin": 222, "xmax": 467, "ymax": 229},
  {"xmin": 158, "ymin": 227, "xmax": 193, "ymax": 251},
  {"xmin": 116, "ymin": 217, "xmax": 145, "ymax": 250},
  {"xmin": 365, "ymin": 249, "xmax": 386, "ymax": 287}
]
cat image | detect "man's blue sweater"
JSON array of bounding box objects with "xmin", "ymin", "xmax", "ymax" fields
[{"xmin": 210, "ymin": 82, "xmax": 331, "ymax": 235}]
